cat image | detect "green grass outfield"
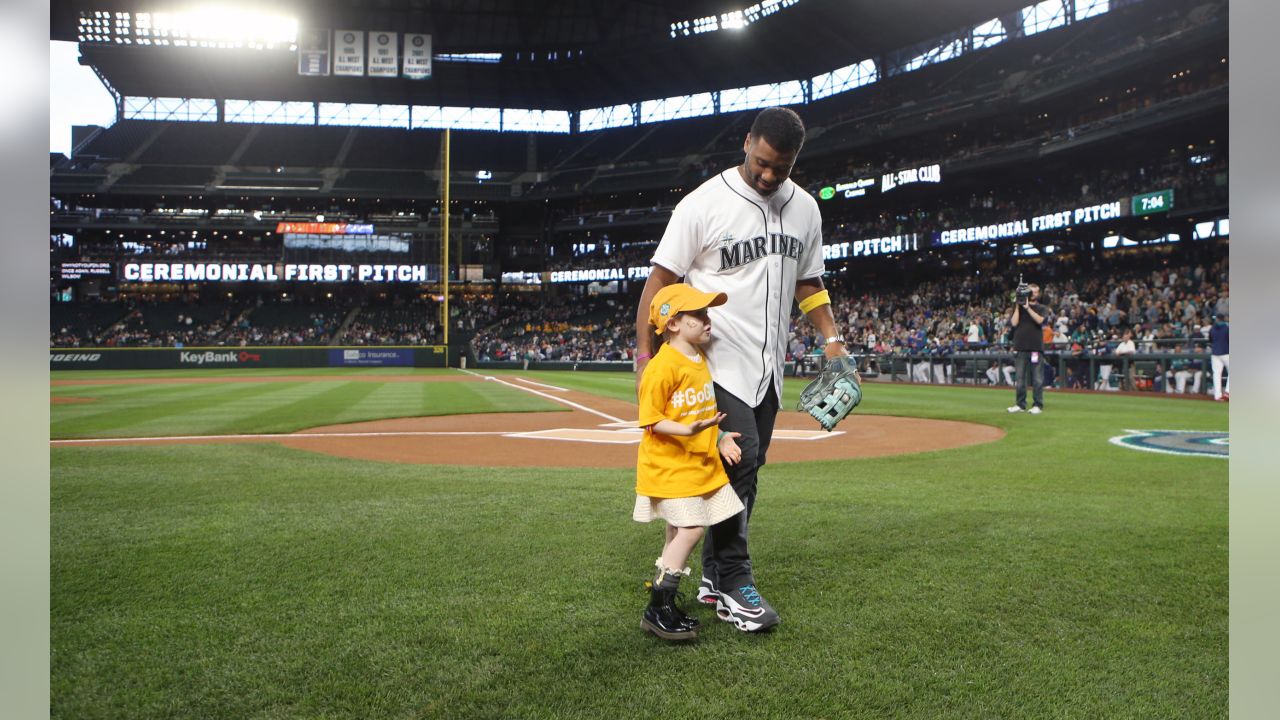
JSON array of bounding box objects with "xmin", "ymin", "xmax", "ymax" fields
[{"xmin": 51, "ymin": 369, "xmax": 1228, "ymax": 719}]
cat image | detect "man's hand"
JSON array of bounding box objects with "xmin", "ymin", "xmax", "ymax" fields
[
  {"xmin": 719, "ymin": 431, "xmax": 743, "ymax": 465},
  {"xmin": 797, "ymin": 355, "xmax": 863, "ymax": 431}
]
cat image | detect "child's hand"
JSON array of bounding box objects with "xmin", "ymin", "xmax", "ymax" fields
[
  {"xmin": 688, "ymin": 412, "xmax": 727, "ymax": 434},
  {"xmin": 719, "ymin": 432, "xmax": 743, "ymax": 465}
]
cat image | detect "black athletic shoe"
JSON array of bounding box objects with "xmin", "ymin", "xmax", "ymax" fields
[
  {"xmin": 715, "ymin": 584, "xmax": 780, "ymax": 632},
  {"xmin": 641, "ymin": 586, "xmax": 698, "ymax": 641}
]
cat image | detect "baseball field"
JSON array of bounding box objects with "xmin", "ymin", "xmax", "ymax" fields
[{"xmin": 50, "ymin": 368, "xmax": 1228, "ymax": 719}]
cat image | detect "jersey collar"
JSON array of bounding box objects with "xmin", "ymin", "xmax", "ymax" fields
[{"xmin": 726, "ymin": 167, "xmax": 790, "ymax": 207}]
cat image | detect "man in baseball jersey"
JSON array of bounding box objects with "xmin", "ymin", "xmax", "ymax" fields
[
  {"xmin": 633, "ymin": 107, "xmax": 851, "ymax": 633},
  {"xmin": 1209, "ymin": 313, "xmax": 1229, "ymax": 401}
]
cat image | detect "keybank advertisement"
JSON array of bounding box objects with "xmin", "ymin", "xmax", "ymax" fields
[
  {"xmin": 329, "ymin": 349, "xmax": 414, "ymax": 366},
  {"xmin": 180, "ymin": 350, "xmax": 262, "ymax": 365}
]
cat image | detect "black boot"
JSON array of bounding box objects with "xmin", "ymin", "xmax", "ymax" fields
[{"xmin": 641, "ymin": 583, "xmax": 698, "ymax": 641}]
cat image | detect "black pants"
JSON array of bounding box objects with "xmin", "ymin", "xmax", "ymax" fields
[
  {"xmin": 702, "ymin": 381, "xmax": 779, "ymax": 590},
  {"xmin": 1013, "ymin": 350, "xmax": 1044, "ymax": 409}
]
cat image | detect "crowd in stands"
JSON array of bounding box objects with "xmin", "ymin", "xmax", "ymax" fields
[
  {"xmin": 791, "ymin": 250, "xmax": 1225, "ymax": 356},
  {"xmin": 217, "ymin": 306, "xmax": 345, "ymax": 347},
  {"xmin": 344, "ymin": 300, "xmax": 442, "ymax": 346},
  {"xmin": 469, "ymin": 295, "xmax": 634, "ymax": 363},
  {"xmin": 52, "ymin": 298, "xmax": 346, "ymax": 347}
]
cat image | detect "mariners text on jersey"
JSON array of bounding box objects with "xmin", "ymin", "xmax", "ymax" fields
[{"xmin": 718, "ymin": 233, "xmax": 805, "ymax": 271}]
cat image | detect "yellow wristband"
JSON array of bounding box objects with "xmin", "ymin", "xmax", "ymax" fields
[{"xmin": 798, "ymin": 289, "xmax": 831, "ymax": 315}]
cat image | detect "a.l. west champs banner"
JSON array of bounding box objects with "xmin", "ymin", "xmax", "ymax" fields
[
  {"xmin": 402, "ymin": 33, "xmax": 432, "ymax": 79},
  {"xmin": 367, "ymin": 32, "xmax": 398, "ymax": 77},
  {"xmin": 333, "ymin": 30, "xmax": 365, "ymax": 76}
]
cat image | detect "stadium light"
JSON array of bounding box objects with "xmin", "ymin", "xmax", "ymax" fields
[{"xmin": 133, "ymin": 6, "xmax": 298, "ymax": 49}]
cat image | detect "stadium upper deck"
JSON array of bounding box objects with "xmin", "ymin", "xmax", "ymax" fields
[{"xmin": 49, "ymin": 0, "xmax": 1227, "ymax": 322}]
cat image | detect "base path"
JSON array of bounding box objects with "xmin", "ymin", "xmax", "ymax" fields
[{"xmin": 54, "ymin": 374, "xmax": 1004, "ymax": 467}]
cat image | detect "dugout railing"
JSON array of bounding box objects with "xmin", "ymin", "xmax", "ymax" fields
[{"xmin": 830, "ymin": 351, "xmax": 1221, "ymax": 396}]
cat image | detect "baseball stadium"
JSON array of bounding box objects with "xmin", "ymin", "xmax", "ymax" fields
[{"xmin": 49, "ymin": 0, "xmax": 1227, "ymax": 717}]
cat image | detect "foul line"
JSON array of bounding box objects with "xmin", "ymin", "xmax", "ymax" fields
[
  {"xmin": 52, "ymin": 430, "xmax": 509, "ymax": 445},
  {"xmin": 510, "ymin": 376, "xmax": 569, "ymax": 392},
  {"xmin": 457, "ymin": 368, "xmax": 625, "ymax": 424}
]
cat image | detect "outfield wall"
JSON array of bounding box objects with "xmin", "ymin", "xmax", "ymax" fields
[{"xmin": 49, "ymin": 346, "xmax": 449, "ymax": 370}]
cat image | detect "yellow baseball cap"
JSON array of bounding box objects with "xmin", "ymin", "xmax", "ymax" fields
[{"xmin": 649, "ymin": 283, "xmax": 728, "ymax": 335}]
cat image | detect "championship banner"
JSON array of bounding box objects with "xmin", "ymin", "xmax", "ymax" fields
[
  {"xmin": 333, "ymin": 30, "xmax": 365, "ymax": 76},
  {"xmin": 403, "ymin": 33, "xmax": 432, "ymax": 79},
  {"xmin": 297, "ymin": 28, "xmax": 331, "ymax": 76},
  {"xmin": 367, "ymin": 32, "xmax": 398, "ymax": 77}
]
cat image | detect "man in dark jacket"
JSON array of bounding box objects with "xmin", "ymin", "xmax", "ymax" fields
[{"xmin": 1007, "ymin": 283, "xmax": 1050, "ymax": 414}]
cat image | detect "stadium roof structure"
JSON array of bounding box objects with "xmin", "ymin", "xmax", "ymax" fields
[{"xmin": 52, "ymin": 0, "xmax": 1033, "ymax": 110}]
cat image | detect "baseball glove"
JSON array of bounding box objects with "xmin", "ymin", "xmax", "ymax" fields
[{"xmin": 797, "ymin": 355, "xmax": 862, "ymax": 431}]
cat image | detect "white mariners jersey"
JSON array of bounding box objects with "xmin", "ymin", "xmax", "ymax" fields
[{"xmin": 652, "ymin": 168, "xmax": 825, "ymax": 407}]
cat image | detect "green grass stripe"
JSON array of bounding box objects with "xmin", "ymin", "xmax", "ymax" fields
[
  {"xmin": 207, "ymin": 381, "xmax": 385, "ymax": 435},
  {"xmin": 52, "ymin": 382, "xmax": 303, "ymax": 439},
  {"xmin": 51, "ymin": 376, "xmax": 572, "ymax": 439}
]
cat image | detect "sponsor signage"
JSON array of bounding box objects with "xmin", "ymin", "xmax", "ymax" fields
[
  {"xmin": 881, "ymin": 164, "xmax": 941, "ymax": 192},
  {"xmin": 329, "ymin": 349, "xmax": 415, "ymax": 367},
  {"xmin": 367, "ymin": 32, "xmax": 398, "ymax": 77},
  {"xmin": 823, "ymin": 233, "xmax": 921, "ymax": 260},
  {"xmin": 1131, "ymin": 188, "xmax": 1174, "ymax": 216},
  {"xmin": 937, "ymin": 199, "xmax": 1127, "ymax": 246},
  {"xmin": 49, "ymin": 353, "xmax": 101, "ymax": 363},
  {"xmin": 121, "ymin": 263, "xmax": 434, "ymax": 283},
  {"xmin": 819, "ymin": 177, "xmax": 876, "ymax": 201},
  {"xmin": 333, "ymin": 30, "xmax": 365, "ymax": 76},
  {"xmin": 60, "ymin": 262, "xmax": 113, "ymax": 280},
  {"xmin": 179, "ymin": 350, "xmax": 262, "ymax": 365},
  {"xmin": 275, "ymin": 222, "xmax": 374, "ymax": 234},
  {"xmin": 402, "ymin": 33, "xmax": 432, "ymax": 79},
  {"xmin": 547, "ymin": 266, "xmax": 652, "ymax": 284}
]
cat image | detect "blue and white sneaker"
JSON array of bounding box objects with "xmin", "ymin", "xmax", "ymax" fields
[
  {"xmin": 696, "ymin": 575, "xmax": 720, "ymax": 605},
  {"xmin": 715, "ymin": 584, "xmax": 780, "ymax": 632}
]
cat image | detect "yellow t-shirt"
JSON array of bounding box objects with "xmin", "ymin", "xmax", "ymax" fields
[{"xmin": 636, "ymin": 343, "xmax": 729, "ymax": 499}]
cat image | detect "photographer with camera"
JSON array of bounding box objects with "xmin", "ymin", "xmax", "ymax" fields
[{"xmin": 1007, "ymin": 281, "xmax": 1050, "ymax": 414}]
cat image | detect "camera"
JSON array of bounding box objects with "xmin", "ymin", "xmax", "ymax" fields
[{"xmin": 1015, "ymin": 275, "xmax": 1031, "ymax": 304}]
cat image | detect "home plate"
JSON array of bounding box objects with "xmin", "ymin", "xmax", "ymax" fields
[{"xmin": 773, "ymin": 429, "xmax": 844, "ymax": 440}]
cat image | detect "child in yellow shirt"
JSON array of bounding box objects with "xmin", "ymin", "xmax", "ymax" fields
[{"xmin": 635, "ymin": 283, "xmax": 744, "ymax": 641}]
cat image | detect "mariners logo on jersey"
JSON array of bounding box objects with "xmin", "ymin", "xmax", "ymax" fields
[
  {"xmin": 1108, "ymin": 429, "xmax": 1228, "ymax": 458},
  {"xmin": 717, "ymin": 233, "xmax": 806, "ymax": 271}
]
